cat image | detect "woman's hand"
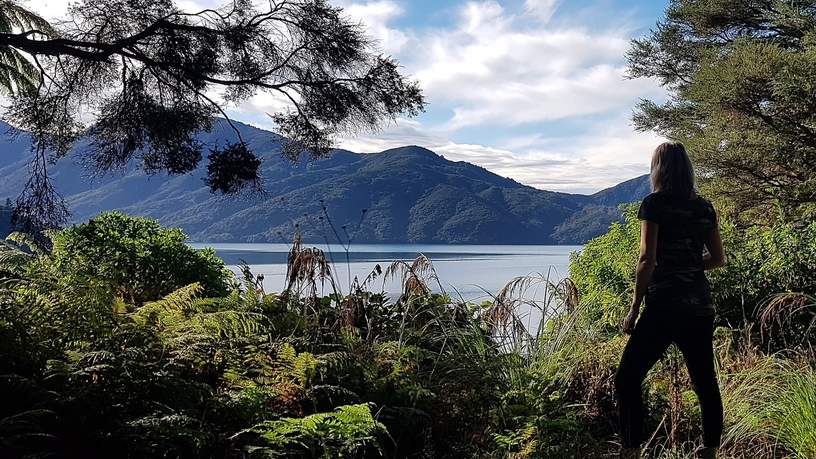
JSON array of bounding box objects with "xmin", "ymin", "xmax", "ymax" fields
[{"xmin": 622, "ymin": 305, "xmax": 640, "ymax": 335}]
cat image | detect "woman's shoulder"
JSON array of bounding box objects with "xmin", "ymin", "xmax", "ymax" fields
[
  {"xmin": 643, "ymin": 191, "xmax": 715, "ymax": 213},
  {"xmin": 641, "ymin": 191, "xmax": 662, "ymax": 203},
  {"xmin": 689, "ymin": 194, "xmax": 718, "ymax": 222},
  {"xmin": 638, "ymin": 192, "xmax": 665, "ymax": 222},
  {"xmin": 641, "ymin": 191, "xmax": 672, "ymax": 208}
]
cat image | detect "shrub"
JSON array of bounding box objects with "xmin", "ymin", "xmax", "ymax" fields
[
  {"xmin": 566, "ymin": 204, "xmax": 816, "ymax": 455},
  {"xmin": 3, "ymin": 209, "xmax": 814, "ymax": 458},
  {"xmin": 568, "ymin": 205, "xmax": 639, "ymax": 333},
  {"xmin": 51, "ymin": 211, "xmax": 232, "ymax": 305},
  {"xmin": 569, "ymin": 206, "xmax": 816, "ymax": 335},
  {"xmin": 709, "ymin": 221, "xmax": 816, "ymax": 330},
  {"xmin": 721, "ymin": 356, "xmax": 816, "ymax": 458}
]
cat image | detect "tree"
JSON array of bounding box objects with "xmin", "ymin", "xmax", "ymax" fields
[
  {"xmin": 0, "ymin": 0, "xmax": 424, "ymax": 229},
  {"xmin": 627, "ymin": 0, "xmax": 816, "ymax": 223},
  {"xmin": 51, "ymin": 211, "xmax": 232, "ymax": 305}
]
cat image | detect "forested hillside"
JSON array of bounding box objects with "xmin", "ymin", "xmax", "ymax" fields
[{"xmin": 0, "ymin": 120, "xmax": 649, "ymax": 244}]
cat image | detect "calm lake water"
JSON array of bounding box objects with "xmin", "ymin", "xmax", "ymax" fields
[{"xmin": 192, "ymin": 243, "xmax": 582, "ymax": 303}]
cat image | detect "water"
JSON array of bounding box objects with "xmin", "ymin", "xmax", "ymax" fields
[{"xmin": 192, "ymin": 243, "xmax": 582, "ymax": 303}]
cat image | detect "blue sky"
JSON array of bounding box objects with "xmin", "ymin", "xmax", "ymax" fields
[
  {"xmin": 328, "ymin": 0, "xmax": 672, "ymax": 193},
  {"xmin": 28, "ymin": 0, "xmax": 671, "ymax": 194}
]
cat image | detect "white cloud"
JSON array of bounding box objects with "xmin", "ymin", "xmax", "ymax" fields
[
  {"xmin": 334, "ymin": 0, "xmax": 411, "ymax": 54},
  {"xmin": 22, "ymin": 0, "xmax": 69, "ymax": 21},
  {"xmin": 337, "ymin": 115, "xmax": 661, "ymax": 194},
  {"xmin": 408, "ymin": 2, "xmax": 663, "ymax": 129},
  {"xmin": 525, "ymin": 0, "xmax": 560, "ymax": 23},
  {"xmin": 174, "ymin": 0, "xmax": 224, "ymax": 12},
  {"xmin": 334, "ymin": 0, "xmax": 666, "ymax": 192},
  {"xmin": 439, "ymin": 125, "xmax": 659, "ymax": 194}
]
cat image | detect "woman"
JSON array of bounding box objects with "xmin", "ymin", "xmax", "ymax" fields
[{"xmin": 615, "ymin": 142, "xmax": 725, "ymax": 459}]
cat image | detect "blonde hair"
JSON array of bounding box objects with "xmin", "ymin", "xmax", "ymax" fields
[{"xmin": 650, "ymin": 142, "xmax": 696, "ymax": 197}]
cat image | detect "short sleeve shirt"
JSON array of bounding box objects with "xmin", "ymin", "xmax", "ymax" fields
[{"xmin": 637, "ymin": 192, "xmax": 718, "ymax": 314}]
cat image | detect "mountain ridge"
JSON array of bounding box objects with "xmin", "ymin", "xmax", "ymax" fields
[{"xmin": 0, "ymin": 119, "xmax": 650, "ymax": 244}]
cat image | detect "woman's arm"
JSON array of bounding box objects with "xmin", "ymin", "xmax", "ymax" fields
[
  {"xmin": 703, "ymin": 224, "xmax": 725, "ymax": 270},
  {"xmin": 623, "ymin": 220, "xmax": 658, "ymax": 334}
]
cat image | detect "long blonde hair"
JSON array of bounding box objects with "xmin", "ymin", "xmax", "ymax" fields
[{"xmin": 650, "ymin": 142, "xmax": 696, "ymax": 197}]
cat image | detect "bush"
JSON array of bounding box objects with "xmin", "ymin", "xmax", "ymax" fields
[
  {"xmin": 2, "ymin": 209, "xmax": 814, "ymax": 458},
  {"xmin": 51, "ymin": 212, "xmax": 232, "ymax": 305},
  {"xmin": 721, "ymin": 355, "xmax": 816, "ymax": 458},
  {"xmin": 569, "ymin": 206, "xmax": 816, "ymax": 334},
  {"xmin": 564, "ymin": 204, "xmax": 816, "ymax": 456},
  {"xmin": 709, "ymin": 221, "xmax": 816, "ymax": 329},
  {"xmin": 568, "ymin": 204, "xmax": 639, "ymax": 333},
  {"xmin": 1, "ymin": 218, "xmax": 510, "ymax": 458}
]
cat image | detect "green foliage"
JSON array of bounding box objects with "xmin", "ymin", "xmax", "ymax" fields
[
  {"xmin": 568, "ymin": 206, "xmax": 816, "ymax": 335},
  {"xmin": 721, "ymin": 356, "xmax": 816, "ymax": 458},
  {"xmin": 51, "ymin": 211, "xmax": 232, "ymax": 304},
  {"xmin": 0, "ymin": 214, "xmax": 516, "ymax": 457},
  {"xmin": 2, "ymin": 209, "xmax": 816, "ymax": 458},
  {"xmin": 709, "ymin": 220, "xmax": 816, "ymax": 332},
  {"xmin": 568, "ymin": 205, "xmax": 640, "ymax": 331},
  {"xmin": 491, "ymin": 355, "xmax": 593, "ymax": 458},
  {"xmin": 234, "ymin": 404, "xmax": 387, "ymax": 458},
  {"xmin": 771, "ymin": 368, "xmax": 816, "ymax": 458},
  {"xmin": 628, "ymin": 0, "xmax": 816, "ymax": 222},
  {"xmin": 563, "ymin": 201, "xmax": 816, "ymax": 456},
  {"xmin": 0, "ymin": 1, "xmax": 53, "ymax": 94}
]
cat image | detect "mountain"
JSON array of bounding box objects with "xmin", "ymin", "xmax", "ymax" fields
[
  {"xmin": 550, "ymin": 175, "xmax": 652, "ymax": 243},
  {"xmin": 590, "ymin": 174, "xmax": 652, "ymax": 206},
  {"xmin": 0, "ymin": 120, "xmax": 650, "ymax": 244}
]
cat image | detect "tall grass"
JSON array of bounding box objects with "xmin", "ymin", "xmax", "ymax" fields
[
  {"xmin": 773, "ymin": 368, "xmax": 816, "ymax": 458},
  {"xmin": 721, "ymin": 354, "xmax": 816, "ymax": 458}
]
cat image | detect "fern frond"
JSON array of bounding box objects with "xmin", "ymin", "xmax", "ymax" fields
[
  {"xmin": 232, "ymin": 404, "xmax": 386, "ymax": 456},
  {"xmin": 6, "ymin": 231, "xmax": 51, "ymax": 256},
  {"xmin": 0, "ymin": 1, "xmax": 55, "ymax": 36},
  {"xmin": 0, "ymin": 238, "xmax": 33, "ymax": 275},
  {"xmin": 133, "ymin": 283, "xmax": 205, "ymax": 327},
  {"xmin": 0, "ymin": 1, "xmax": 54, "ymax": 94},
  {"xmin": 195, "ymin": 310, "xmax": 267, "ymax": 339}
]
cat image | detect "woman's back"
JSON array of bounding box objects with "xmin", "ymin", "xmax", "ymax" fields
[
  {"xmin": 638, "ymin": 191, "xmax": 717, "ymax": 313},
  {"xmin": 618, "ymin": 142, "xmax": 724, "ymax": 458}
]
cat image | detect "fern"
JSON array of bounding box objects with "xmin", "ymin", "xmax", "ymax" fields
[
  {"xmin": 233, "ymin": 404, "xmax": 386, "ymax": 458},
  {"xmin": 0, "ymin": 1, "xmax": 55, "ymax": 94},
  {"xmin": 259, "ymin": 342, "xmax": 318, "ymax": 390},
  {"xmin": 133, "ymin": 283, "xmax": 206, "ymax": 328},
  {"xmin": 0, "ymin": 238, "xmax": 33, "ymax": 277},
  {"xmin": 134, "ymin": 283, "xmax": 267, "ymax": 343}
]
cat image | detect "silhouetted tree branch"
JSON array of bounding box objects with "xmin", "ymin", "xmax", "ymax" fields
[{"xmin": 0, "ymin": 0, "xmax": 425, "ymax": 229}]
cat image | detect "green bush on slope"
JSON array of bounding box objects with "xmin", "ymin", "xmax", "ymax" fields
[
  {"xmin": 52, "ymin": 211, "xmax": 232, "ymax": 305},
  {"xmin": 0, "ymin": 219, "xmax": 513, "ymax": 458},
  {"xmin": 569, "ymin": 205, "xmax": 816, "ymax": 334},
  {"xmin": 233, "ymin": 404, "xmax": 387, "ymax": 458}
]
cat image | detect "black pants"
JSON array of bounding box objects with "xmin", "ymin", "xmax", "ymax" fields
[{"xmin": 615, "ymin": 307, "xmax": 723, "ymax": 448}]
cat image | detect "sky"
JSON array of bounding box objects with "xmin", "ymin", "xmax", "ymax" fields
[{"xmin": 24, "ymin": 0, "xmax": 670, "ymax": 194}]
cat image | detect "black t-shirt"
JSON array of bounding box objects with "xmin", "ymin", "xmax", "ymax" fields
[{"xmin": 637, "ymin": 191, "xmax": 717, "ymax": 315}]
